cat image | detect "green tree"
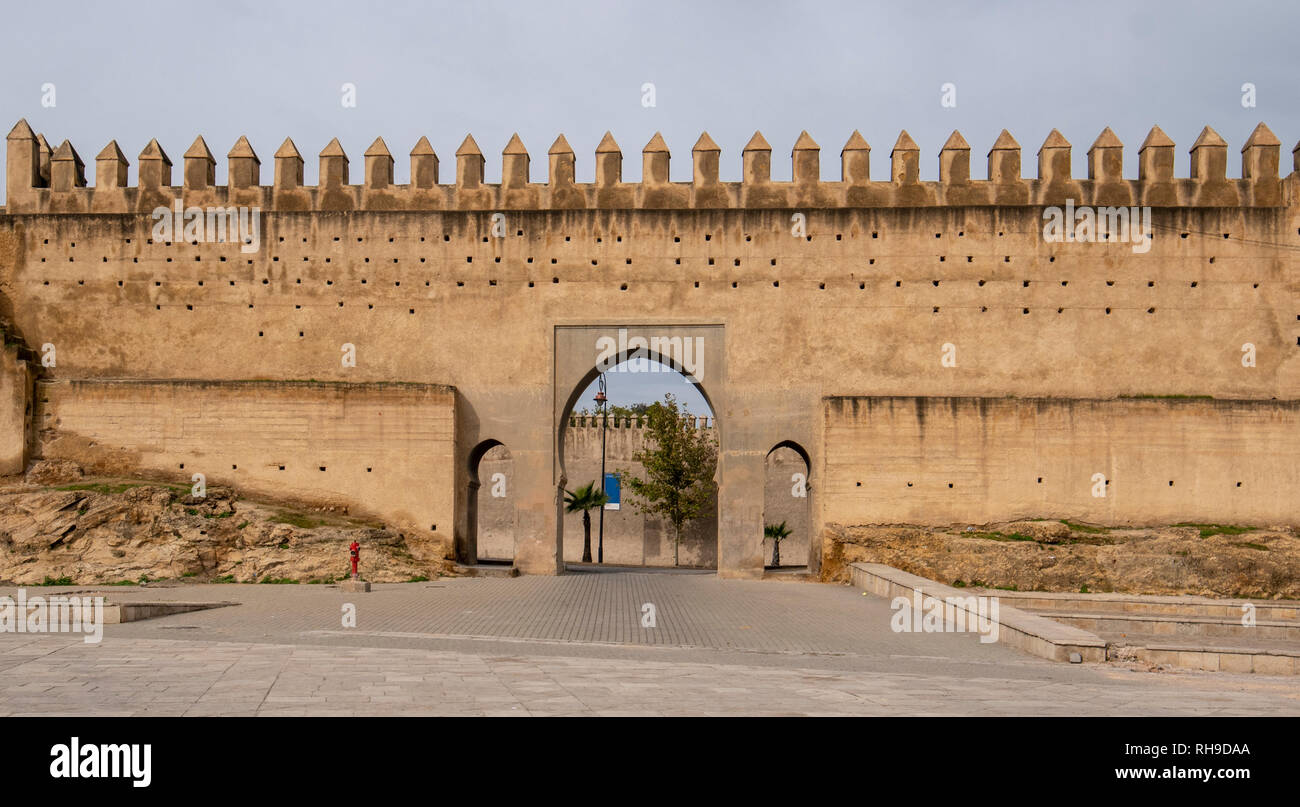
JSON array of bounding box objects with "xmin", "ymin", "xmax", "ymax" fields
[
  {"xmin": 764, "ymin": 521, "xmax": 793, "ymax": 568},
  {"xmin": 564, "ymin": 481, "xmax": 609, "ymax": 563},
  {"xmin": 619, "ymin": 394, "xmax": 718, "ymax": 566}
]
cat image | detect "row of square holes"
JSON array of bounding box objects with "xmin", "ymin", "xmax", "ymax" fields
[
  {"xmin": 42, "ymin": 252, "xmax": 1244, "ymax": 267},
  {"xmin": 183, "ymin": 461, "xmax": 372, "ymax": 473},
  {"xmin": 45, "ymin": 229, "xmax": 1254, "ymax": 249},
  {"xmin": 39, "ymin": 277, "xmax": 1263, "ymax": 289}
]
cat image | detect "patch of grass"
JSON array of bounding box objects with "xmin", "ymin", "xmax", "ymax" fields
[
  {"xmin": 185, "ymin": 507, "xmax": 199, "ymax": 516},
  {"xmin": 1175, "ymin": 523, "xmax": 1252, "ymax": 538},
  {"xmin": 972, "ymin": 531, "xmax": 1035, "ymax": 542},
  {"xmin": 204, "ymin": 511, "xmax": 234, "ymax": 519},
  {"xmin": 181, "ymin": 571, "xmax": 197, "ymax": 578},
  {"xmin": 38, "ymin": 576, "xmax": 74, "ymax": 586},
  {"xmin": 76, "ymin": 506, "xmax": 88, "ymax": 515},
  {"xmin": 259, "ymin": 577, "xmax": 299, "ymax": 584},
  {"xmin": 213, "ymin": 574, "xmax": 236, "ymax": 584},
  {"xmin": 993, "ymin": 584, "xmax": 1019, "ymax": 591},
  {"xmin": 277, "ymin": 541, "xmax": 290, "ymax": 549},
  {"xmin": 1060, "ymin": 519, "xmax": 1109, "ymax": 534},
  {"xmin": 407, "ymin": 575, "xmax": 429, "ymax": 583},
  {"xmin": 1232, "ymin": 542, "xmax": 1269, "ymax": 552},
  {"xmin": 268, "ymin": 512, "xmax": 328, "ymax": 529},
  {"xmin": 951, "ymin": 580, "xmax": 967, "ymax": 588},
  {"xmin": 137, "ymin": 575, "xmax": 152, "ymax": 584},
  {"xmin": 236, "ymin": 522, "xmax": 249, "ymax": 530},
  {"xmin": 1080, "ymin": 584, "xmax": 1090, "ymax": 594},
  {"xmin": 105, "ymin": 579, "xmax": 138, "ymax": 586}
]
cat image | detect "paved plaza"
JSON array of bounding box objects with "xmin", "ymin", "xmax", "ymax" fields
[{"xmin": 2, "ymin": 571, "xmax": 1298, "ymax": 716}]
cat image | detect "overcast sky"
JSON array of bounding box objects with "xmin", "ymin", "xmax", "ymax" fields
[
  {"xmin": 3, "ymin": 0, "xmax": 1294, "ymax": 410},
  {"xmin": 4, "ymin": 0, "xmax": 1295, "ymax": 192}
]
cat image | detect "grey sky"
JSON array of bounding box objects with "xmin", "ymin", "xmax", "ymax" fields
[
  {"xmin": 4, "ymin": 0, "xmax": 1296, "ymax": 195},
  {"xmin": 576, "ymin": 357, "xmax": 711, "ymax": 415}
]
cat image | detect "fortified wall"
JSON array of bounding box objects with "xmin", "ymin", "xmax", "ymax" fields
[{"xmin": 1, "ymin": 119, "xmax": 1297, "ymax": 578}]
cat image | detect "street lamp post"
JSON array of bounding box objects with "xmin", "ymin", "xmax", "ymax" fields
[{"xmin": 595, "ymin": 375, "xmax": 608, "ymax": 564}]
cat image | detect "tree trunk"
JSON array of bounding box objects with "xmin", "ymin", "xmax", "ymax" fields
[
  {"xmin": 772, "ymin": 539, "xmax": 780, "ymax": 568},
  {"xmin": 581, "ymin": 511, "xmax": 592, "ymax": 563},
  {"xmin": 673, "ymin": 522, "xmax": 680, "ymax": 567}
]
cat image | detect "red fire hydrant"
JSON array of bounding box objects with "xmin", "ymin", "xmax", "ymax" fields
[{"xmin": 349, "ymin": 540, "xmax": 360, "ymax": 580}]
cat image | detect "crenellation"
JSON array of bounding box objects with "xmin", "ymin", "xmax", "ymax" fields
[
  {"xmin": 1137, "ymin": 125, "xmax": 1176, "ymax": 207},
  {"xmin": 182, "ymin": 136, "xmax": 216, "ymax": 190},
  {"xmin": 50, "ymin": 140, "xmax": 86, "ymax": 192},
  {"xmin": 364, "ymin": 137, "xmax": 394, "ymax": 189},
  {"xmin": 501, "ymin": 133, "xmax": 530, "ymax": 188},
  {"xmin": 890, "ymin": 130, "xmax": 920, "ymax": 185},
  {"xmin": 985, "ymin": 129, "xmax": 1026, "ymax": 205},
  {"xmin": 95, "ymin": 141, "xmax": 129, "ymax": 190},
  {"xmin": 594, "ymin": 131, "xmax": 622, "ymax": 187},
  {"xmin": 691, "ymin": 132, "xmax": 726, "ymax": 208},
  {"xmin": 410, "ymin": 136, "xmax": 439, "ymax": 190},
  {"xmin": 791, "ymin": 130, "xmax": 820, "ymax": 185},
  {"xmin": 840, "ymin": 130, "xmax": 870, "ymax": 184},
  {"xmin": 6, "ymin": 119, "xmax": 40, "ymax": 207},
  {"xmin": 1087, "ymin": 127, "xmax": 1124, "ymax": 182},
  {"xmin": 1190, "ymin": 126, "xmax": 1239, "ymax": 206},
  {"xmin": 227, "ymin": 136, "xmax": 261, "ymax": 190},
  {"xmin": 136, "ymin": 138, "xmax": 172, "ymax": 191},
  {"xmin": 939, "ymin": 130, "xmax": 970, "ymax": 185},
  {"xmin": 3, "ymin": 122, "xmax": 1295, "ymax": 218},
  {"xmin": 1240, "ymin": 123, "xmax": 1281, "ymax": 206},
  {"xmin": 742, "ymin": 131, "xmax": 771, "ymax": 185},
  {"xmin": 36, "ymin": 134, "xmax": 52, "ymax": 188},
  {"xmin": 319, "ymin": 137, "xmax": 349, "ymax": 186},
  {"xmin": 454, "ymin": 134, "xmax": 484, "ymax": 188},
  {"xmin": 274, "ymin": 138, "xmax": 304, "ymax": 190},
  {"xmin": 1037, "ymin": 128, "xmax": 1073, "ymax": 185}
]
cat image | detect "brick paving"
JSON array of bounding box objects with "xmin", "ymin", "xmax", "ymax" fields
[{"xmin": 2, "ymin": 572, "xmax": 1299, "ymax": 716}]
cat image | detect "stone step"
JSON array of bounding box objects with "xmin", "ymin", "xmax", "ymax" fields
[
  {"xmin": 977, "ymin": 590, "xmax": 1299, "ymax": 622},
  {"xmin": 1033, "ymin": 610, "xmax": 1300, "ymax": 642}
]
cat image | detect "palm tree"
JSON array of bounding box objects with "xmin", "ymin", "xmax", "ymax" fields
[
  {"xmin": 764, "ymin": 521, "xmax": 793, "ymax": 568},
  {"xmin": 565, "ymin": 481, "xmax": 610, "ymax": 563}
]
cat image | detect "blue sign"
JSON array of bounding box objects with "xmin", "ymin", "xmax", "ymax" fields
[{"xmin": 603, "ymin": 472, "xmax": 621, "ymax": 510}]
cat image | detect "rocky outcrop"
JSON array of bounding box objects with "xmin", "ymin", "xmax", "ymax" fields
[
  {"xmin": 821, "ymin": 521, "xmax": 1300, "ymax": 599},
  {"xmin": 0, "ymin": 479, "xmax": 452, "ymax": 585}
]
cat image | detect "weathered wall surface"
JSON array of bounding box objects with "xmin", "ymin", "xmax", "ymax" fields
[
  {"xmin": 0, "ymin": 338, "xmax": 33, "ymax": 474},
  {"xmin": 822, "ymin": 396, "xmax": 1300, "ymax": 528},
  {"xmin": 35, "ymin": 379, "xmax": 456, "ymax": 547},
  {"xmin": 2, "ymin": 119, "xmax": 1297, "ymax": 576}
]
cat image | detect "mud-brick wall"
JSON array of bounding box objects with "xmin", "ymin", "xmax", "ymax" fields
[
  {"xmin": 822, "ymin": 396, "xmax": 1300, "ymax": 528},
  {"xmin": 0, "ymin": 342, "xmax": 33, "ymax": 474},
  {"xmin": 34, "ymin": 379, "xmax": 456, "ymax": 544}
]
